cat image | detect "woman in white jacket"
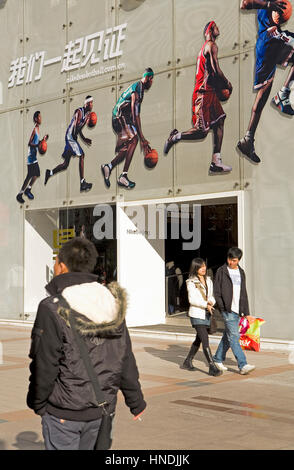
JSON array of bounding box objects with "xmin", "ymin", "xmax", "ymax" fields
[{"xmin": 182, "ymin": 258, "xmax": 222, "ymax": 376}]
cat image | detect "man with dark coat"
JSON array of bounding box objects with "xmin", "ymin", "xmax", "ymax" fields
[
  {"xmin": 27, "ymin": 237, "xmax": 146, "ymax": 450},
  {"xmin": 212, "ymin": 247, "xmax": 256, "ymax": 375}
]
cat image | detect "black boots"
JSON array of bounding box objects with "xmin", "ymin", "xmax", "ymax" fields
[
  {"xmin": 182, "ymin": 343, "xmax": 199, "ymax": 371},
  {"xmin": 183, "ymin": 344, "xmax": 223, "ymax": 376},
  {"xmin": 203, "ymin": 347, "xmax": 223, "ymax": 376}
]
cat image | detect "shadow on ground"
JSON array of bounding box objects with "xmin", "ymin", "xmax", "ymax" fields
[
  {"xmin": 12, "ymin": 432, "xmax": 44, "ymax": 450},
  {"xmin": 144, "ymin": 343, "xmax": 237, "ymax": 372}
]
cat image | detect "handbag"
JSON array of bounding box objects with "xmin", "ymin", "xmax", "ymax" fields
[
  {"xmin": 208, "ymin": 312, "xmax": 217, "ymax": 335},
  {"xmin": 58, "ymin": 295, "xmax": 114, "ymax": 450}
]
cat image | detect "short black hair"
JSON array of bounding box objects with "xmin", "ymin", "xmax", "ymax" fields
[
  {"xmin": 58, "ymin": 237, "xmax": 98, "ymax": 273},
  {"xmin": 227, "ymin": 247, "xmax": 243, "ymax": 260},
  {"xmin": 33, "ymin": 111, "xmax": 40, "ymax": 122}
]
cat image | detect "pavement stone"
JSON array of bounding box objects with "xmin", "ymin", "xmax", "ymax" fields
[{"xmin": 0, "ymin": 325, "xmax": 293, "ymax": 451}]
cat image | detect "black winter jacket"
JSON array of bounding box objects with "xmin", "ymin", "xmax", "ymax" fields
[
  {"xmin": 27, "ymin": 272, "xmax": 146, "ymax": 421},
  {"xmin": 213, "ymin": 264, "xmax": 250, "ymax": 316}
]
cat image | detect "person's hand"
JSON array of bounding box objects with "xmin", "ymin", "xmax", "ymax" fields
[
  {"xmin": 207, "ymin": 304, "xmax": 215, "ymax": 315},
  {"xmin": 267, "ymin": 25, "xmax": 279, "ymax": 38},
  {"xmin": 133, "ymin": 410, "xmax": 144, "ymax": 421},
  {"xmin": 84, "ymin": 137, "xmax": 92, "ymax": 146},
  {"xmin": 269, "ymin": 1, "xmax": 287, "ymax": 14},
  {"xmin": 43, "ymin": 134, "xmax": 49, "ymax": 141},
  {"xmin": 226, "ymin": 81, "xmax": 233, "ymax": 93},
  {"xmin": 141, "ymin": 138, "xmax": 151, "ymax": 156}
]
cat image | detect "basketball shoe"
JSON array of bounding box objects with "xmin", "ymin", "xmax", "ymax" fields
[
  {"xmin": 101, "ymin": 164, "xmax": 112, "ymax": 188},
  {"xmin": 164, "ymin": 129, "xmax": 179, "ymax": 155},
  {"xmin": 24, "ymin": 188, "xmax": 34, "ymax": 200},
  {"xmin": 16, "ymin": 193, "xmax": 25, "ymax": 204},
  {"xmin": 209, "ymin": 156, "xmax": 232, "ymax": 174},
  {"xmin": 237, "ymin": 136, "xmax": 261, "ymax": 163},
  {"xmin": 272, "ymin": 89, "xmax": 294, "ymax": 116},
  {"xmin": 80, "ymin": 180, "xmax": 92, "ymax": 192},
  {"xmin": 117, "ymin": 173, "xmax": 136, "ymax": 189}
]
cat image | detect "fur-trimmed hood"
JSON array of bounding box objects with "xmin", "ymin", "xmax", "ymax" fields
[{"xmin": 46, "ymin": 273, "xmax": 127, "ymax": 337}]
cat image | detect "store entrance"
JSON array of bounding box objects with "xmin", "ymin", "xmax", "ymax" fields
[
  {"xmin": 24, "ymin": 204, "xmax": 117, "ymax": 321},
  {"xmin": 165, "ymin": 200, "xmax": 238, "ymax": 317},
  {"xmin": 59, "ymin": 206, "xmax": 117, "ymax": 285}
]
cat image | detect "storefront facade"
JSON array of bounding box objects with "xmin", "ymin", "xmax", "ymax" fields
[{"xmin": 0, "ymin": 0, "xmax": 293, "ymax": 340}]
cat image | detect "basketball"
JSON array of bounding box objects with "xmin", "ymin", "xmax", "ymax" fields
[
  {"xmin": 144, "ymin": 149, "xmax": 158, "ymax": 168},
  {"xmin": 272, "ymin": 0, "xmax": 292, "ymax": 25},
  {"xmin": 88, "ymin": 111, "xmax": 97, "ymax": 128},
  {"xmin": 218, "ymin": 88, "xmax": 231, "ymax": 102},
  {"xmin": 38, "ymin": 139, "xmax": 47, "ymax": 155}
]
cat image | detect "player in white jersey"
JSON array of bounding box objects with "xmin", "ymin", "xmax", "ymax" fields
[{"xmin": 44, "ymin": 96, "xmax": 94, "ymax": 192}]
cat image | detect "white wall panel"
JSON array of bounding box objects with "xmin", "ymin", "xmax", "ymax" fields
[
  {"xmin": 0, "ymin": 110, "xmax": 24, "ymax": 319},
  {"xmin": 0, "ymin": 0, "xmax": 24, "ymax": 111}
]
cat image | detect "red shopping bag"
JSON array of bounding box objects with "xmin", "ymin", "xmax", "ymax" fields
[{"xmin": 239, "ymin": 316, "xmax": 265, "ymax": 352}]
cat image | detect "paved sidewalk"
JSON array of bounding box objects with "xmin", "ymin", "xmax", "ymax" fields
[{"xmin": 0, "ymin": 324, "xmax": 294, "ymax": 450}]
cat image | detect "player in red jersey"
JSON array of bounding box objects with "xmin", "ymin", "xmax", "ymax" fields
[{"xmin": 164, "ymin": 21, "xmax": 233, "ymax": 174}]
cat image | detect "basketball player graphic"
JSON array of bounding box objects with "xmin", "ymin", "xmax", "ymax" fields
[
  {"xmin": 16, "ymin": 111, "xmax": 48, "ymax": 204},
  {"xmin": 44, "ymin": 96, "xmax": 94, "ymax": 192},
  {"xmin": 101, "ymin": 68, "xmax": 154, "ymax": 189},
  {"xmin": 164, "ymin": 21, "xmax": 233, "ymax": 174},
  {"xmin": 238, "ymin": 0, "xmax": 294, "ymax": 163}
]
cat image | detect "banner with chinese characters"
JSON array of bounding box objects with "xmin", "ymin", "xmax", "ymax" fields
[
  {"xmin": 8, "ymin": 24, "xmax": 127, "ymax": 89},
  {"xmin": 2, "ymin": 0, "xmax": 294, "ymax": 208}
]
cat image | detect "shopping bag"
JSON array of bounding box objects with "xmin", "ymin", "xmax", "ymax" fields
[
  {"xmin": 239, "ymin": 315, "xmax": 265, "ymax": 352},
  {"xmin": 239, "ymin": 316, "xmax": 250, "ymax": 335}
]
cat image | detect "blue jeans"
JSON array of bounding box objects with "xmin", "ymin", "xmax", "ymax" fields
[{"xmin": 213, "ymin": 311, "xmax": 247, "ymax": 370}]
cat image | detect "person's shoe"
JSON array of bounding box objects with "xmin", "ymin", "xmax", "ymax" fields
[
  {"xmin": 272, "ymin": 92, "xmax": 294, "ymax": 116},
  {"xmin": 80, "ymin": 180, "xmax": 93, "ymax": 192},
  {"xmin": 24, "ymin": 188, "xmax": 34, "ymax": 200},
  {"xmin": 182, "ymin": 344, "xmax": 200, "ymax": 371},
  {"xmin": 203, "ymin": 347, "xmax": 223, "ymax": 377},
  {"xmin": 16, "ymin": 193, "xmax": 25, "ymax": 204},
  {"xmin": 214, "ymin": 362, "xmax": 228, "ymax": 371},
  {"xmin": 237, "ymin": 136, "xmax": 261, "ymax": 163},
  {"xmin": 163, "ymin": 129, "xmax": 179, "ymax": 155},
  {"xmin": 101, "ymin": 164, "xmax": 111, "ymax": 188},
  {"xmin": 209, "ymin": 157, "xmax": 232, "ymax": 174},
  {"xmin": 44, "ymin": 169, "xmax": 51, "ymax": 185},
  {"xmin": 182, "ymin": 357, "xmax": 196, "ymax": 371},
  {"xmin": 117, "ymin": 174, "xmax": 136, "ymax": 189},
  {"xmin": 240, "ymin": 364, "xmax": 256, "ymax": 375}
]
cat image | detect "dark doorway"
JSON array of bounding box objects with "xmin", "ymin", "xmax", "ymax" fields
[
  {"xmin": 165, "ymin": 201, "xmax": 238, "ymax": 315},
  {"xmin": 59, "ymin": 205, "xmax": 117, "ymax": 284}
]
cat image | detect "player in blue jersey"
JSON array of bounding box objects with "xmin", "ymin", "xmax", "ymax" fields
[
  {"xmin": 101, "ymin": 68, "xmax": 154, "ymax": 189},
  {"xmin": 16, "ymin": 111, "xmax": 48, "ymax": 204},
  {"xmin": 238, "ymin": 0, "xmax": 294, "ymax": 163},
  {"xmin": 44, "ymin": 96, "xmax": 94, "ymax": 192}
]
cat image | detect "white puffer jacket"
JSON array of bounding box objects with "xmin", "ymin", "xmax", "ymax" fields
[{"xmin": 186, "ymin": 276, "xmax": 215, "ymax": 320}]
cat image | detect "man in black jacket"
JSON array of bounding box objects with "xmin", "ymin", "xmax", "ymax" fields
[
  {"xmin": 212, "ymin": 247, "xmax": 256, "ymax": 375},
  {"xmin": 27, "ymin": 237, "xmax": 146, "ymax": 450}
]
